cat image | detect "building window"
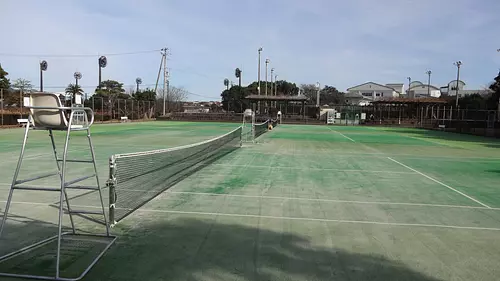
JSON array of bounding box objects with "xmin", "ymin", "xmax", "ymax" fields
[
  {"xmin": 376, "ymin": 93, "xmax": 381, "ymax": 97},
  {"xmin": 362, "ymin": 93, "xmax": 372, "ymax": 97}
]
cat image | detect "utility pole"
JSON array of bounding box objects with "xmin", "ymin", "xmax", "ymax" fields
[
  {"xmin": 454, "ymin": 61, "xmax": 462, "ymax": 107},
  {"xmin": 426, "ymin": 70, "xmax": 432, "ymax": 97},
  {"xmin": 160, "ymin": 47, "xmax": 168, "ymax": 116},
  {"xmin": 407, "ymin": 77, "xmax": 411, "ymax": 97}
]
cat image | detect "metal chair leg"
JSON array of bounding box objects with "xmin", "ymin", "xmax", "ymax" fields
[
  {"xmin": 0, "ymin": 120, "xmax": 31, "ymax": 238},
  {"xmin": 49, "ymin": 129, "xmax": 76, "ymax": 234},
  {"xmin": 86, "ymin": 128, "xmax": 110, "ymax": 236},
  {"xmin": 55, "ymin": 120, "xmax": 73, "ymax": 279}
]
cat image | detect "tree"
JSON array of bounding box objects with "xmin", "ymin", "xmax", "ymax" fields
[
  {"xmin": 320, "ymin": 85, "xmax": 345, "ymax": 105},
  {"xmin": 275, "ymin": 80, "xmax": 299, "ymax": 96},
  {"xmin": 95, "ymin": 80, "xmax": 126, "ymax": 116},
  {"xmin": 12, "ymin": 78, "xmax": 32, "ymax": 92},
  {"xmin": 221, "ymin": 86, "xmax": 251, "ymax": 113},
  {"xmin": 0, "ymin": 64, "xmax": 10, "ymax": 90},
  {"xmin": 133, "ymin": 88, "xmax": 156, "ymax": 101},
  {"xmin": 458, "ymin": 94, "xmax": 486, "ymax": 110},
  {"xmin": 300, "ymin": 84, "xmax": 318, "ymax": 104},
  {"xmin": 65, "ymin": 83, "xmax": 83, "ymax": 104},
  {"xmin": 486, "ymin": 71, "xmax": 500, "ymax": 110}
]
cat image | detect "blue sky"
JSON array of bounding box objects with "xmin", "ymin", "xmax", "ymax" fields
[{"xmin": 1, "ymin": 0, "xmax": 500, "ymax": 101}]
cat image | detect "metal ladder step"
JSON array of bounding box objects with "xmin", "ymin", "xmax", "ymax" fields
[
  {"xmin": 64, "ymin": 174, "xmax": 96, "ymax": 187},
  {"xmin": 56, "ymin": 159, "xmax": 94, "ymax": 163},
  {"xmin": 13, "ymin": 185, "xmax": 60, "ymax": 192},
  {"xmin": 68, "ymin": 210, "xmax": 103, "ymax": 215},
  {"xmin": 15, "ymin": 172, "xmax": 59, "ymax": 184},
  {"xmin": 65, "ymin": 185, "xmax": 99, "ymax": 190}
]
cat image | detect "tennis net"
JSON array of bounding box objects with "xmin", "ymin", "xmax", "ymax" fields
[
  {"xmin": 107, "ymin": 126, "xmax": 242, "ymax": 225},
  {"xmin": 254, "ymin": 120, "xmax": 269, "ymax": 140}
]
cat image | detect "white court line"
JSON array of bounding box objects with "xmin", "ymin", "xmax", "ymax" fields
[
  {"xmin": 164, "ymin": 191, "xmax": 500, "ymax": 210},
  {"xmin": 233, "ymin": 150, "xmax": 500, "ymax": 161},
  {"xmin": 8, "ymin": 187, "xmax": 492, "ymax": 211},
  {"xmin": 3, "ymin": 200, "xmax": 500, "ymax": 231},
  {"xmin": 211, "ymin": 163, "xmax": 413, "ymax": 174},
  {"xmin": 387, "ymin": 157, "xmax": 492, "ymax": 209},
  {"xmin": 326, "ymin": 127, "xmax": 356, "ymax": 142}
]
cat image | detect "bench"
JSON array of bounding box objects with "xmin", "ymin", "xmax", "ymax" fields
[{"xmin": 120, "ymin": 116, "xmax": 130, "ymax": 123}]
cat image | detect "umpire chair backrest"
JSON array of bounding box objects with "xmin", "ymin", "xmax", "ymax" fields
[{"xmin": 29, "ymin": 92, "xmax": 67, "ymax": 129}]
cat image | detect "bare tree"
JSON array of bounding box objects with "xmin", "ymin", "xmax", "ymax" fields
[
  {"xmin": 156, "ymin": 86, "xmax": 188, "ymax": 113},
  {"xmin": 300, "ymin": 84, "xmax": 318, "ymax": 104}
]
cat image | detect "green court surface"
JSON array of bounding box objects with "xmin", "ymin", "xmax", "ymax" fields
[{"xmin": 2, "ymin": 122, "xmax": 500, "ymax": 280}]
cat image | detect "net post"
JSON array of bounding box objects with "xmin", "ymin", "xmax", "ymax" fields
[{"xmin": 107, "ymin": 155, "xmax": 117, "ymax": 227}]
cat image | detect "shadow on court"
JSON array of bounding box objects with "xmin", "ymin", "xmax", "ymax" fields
[{"xmin": 77, "ymin": 218, "xmax": 442, "ymax": 281}]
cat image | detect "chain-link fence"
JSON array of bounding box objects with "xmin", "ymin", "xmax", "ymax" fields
[
  {"xmin": 83, "ymin": 97, "xmax": 157, "ymax": 122},
  {"xmin": 0, "ymin": 89, "xmax": 163, "ymax": 126}
]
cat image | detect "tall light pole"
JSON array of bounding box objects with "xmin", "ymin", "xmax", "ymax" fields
[
  {"xmin": 316, "ymin": 82, "xmax": 320, "ymax": 107},
  {"xmin": 98, "ymin": 56, "xmax": 107, "ymax": 89},
  {"xmin": 40, "ymin": 60, "xmax": 47, "ymax": 92},
  {"xmin": 425, "ymin": 70, "xmax": 432, "ymax": 97},
  {"xmin": 74, "ymin": 72, "xmax": 82, "ymax": 87},
  {"xmin": 270, "ymin": 68, "xmax": 274, "ymax": 96},
  {"xmin": 136, "ymin": 77, "xmax": 142, "ymax": 93},
  {"xmin": 274, "ymin": 74, "xmax": 278, "ymax": 96},
  {"xmin": 265, "ymin": 59, "xmax": 270, "ymax": 96},
  {"xmin": 454, "ymin": 61, "xmax": 462, "ymax": 107},
  {"xmin": 258, "ymin": 47, "xmax": 263, "ymax": 95},
  {"xmin": 73, "ymin": 72, "xmax": 82, "ymax": 105},
  {"xmin": 407, "ymin": 77, "xmax": 411, "ymax": 97}
]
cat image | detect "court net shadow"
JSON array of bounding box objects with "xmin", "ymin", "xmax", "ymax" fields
[{"xmin": 79, "ymin": 217, "xmax": 442, "ymax": 281}]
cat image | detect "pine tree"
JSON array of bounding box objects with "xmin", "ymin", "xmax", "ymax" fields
[{"xmin": 0, "ymin": 64, "xmax": 10, "ymax": 90}]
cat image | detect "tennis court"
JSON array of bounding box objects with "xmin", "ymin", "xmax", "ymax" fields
[{"xmin": 2, "ymin": 121, "xmax": 500, "ymax": 280}]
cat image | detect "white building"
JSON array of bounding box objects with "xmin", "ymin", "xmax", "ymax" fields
[
  {"xmin": 407, "ymin": 81, "xmax": 441, "ymax": 98},
  {"xmin": 345, "ymin": 82, "xmax": 403, "ymax": 105},
  {"xmin": 440, "ymin": 80, "xmax": 492, "ymax": 98}
]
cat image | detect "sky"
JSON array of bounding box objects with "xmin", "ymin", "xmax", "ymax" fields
[{"xmin": 1, "ymin": 0, "xmax": 500, "ymax": 101}]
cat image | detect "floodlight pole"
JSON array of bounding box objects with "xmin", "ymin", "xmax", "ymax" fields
[
  {"xmin": 454, "ymin": 61, "xmax": 462, "ymax": 107},
  {"xmin": 316, "ymin": 82, "xmax": 320, "ymax": 107},
  {"xmin": 426, "ymin": 70, "xmax": 432, "ymax": 97},
  {"xmin": 257, "ymin": 47, "xmax": 262, "ymax": 114},
  {"xmin": 407, "ymin": 77, "xmax": 411, "ymax": 97},
  {"xmin": 265, "ymin": 59, "xmax": 269, "ymax": 97},
  {"xmin": 270, "ymin": 68, "xmax": 274, "ymax": 96},
  {"xmin": 258, "ymin": 47, "xmax": 262, "ymax": 96}
]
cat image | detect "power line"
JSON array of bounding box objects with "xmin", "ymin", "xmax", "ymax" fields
[{"xmin": 0, "ymin": 49, "xmax": 161, "ymax": 58}]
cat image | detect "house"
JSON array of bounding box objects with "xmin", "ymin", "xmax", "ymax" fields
[{"xmin": 345, "ymin": 82, "xmax": 403, "ymax": 105}]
